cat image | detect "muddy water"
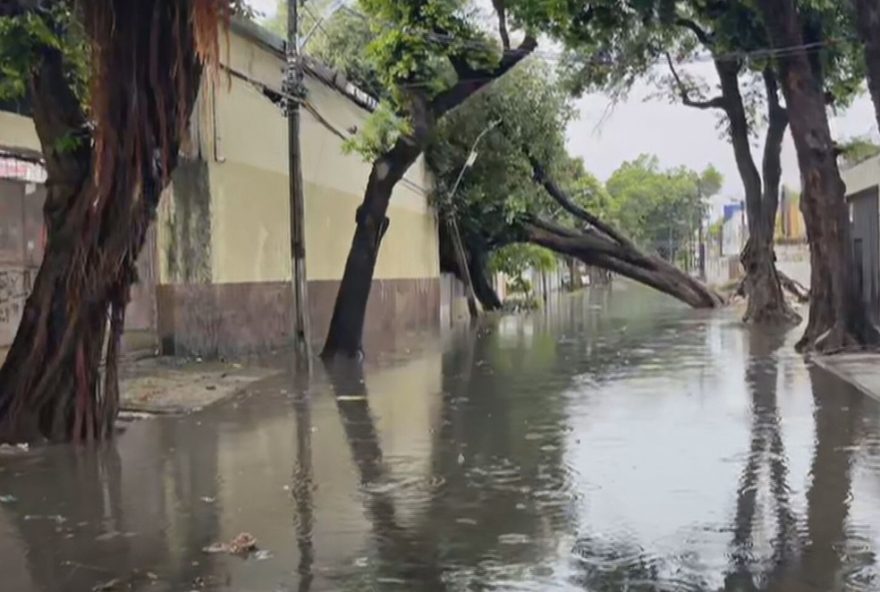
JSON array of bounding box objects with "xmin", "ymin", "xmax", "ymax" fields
[{"xmin": 2, "ymin": 283, "xmax": 880, "ymax": 591}]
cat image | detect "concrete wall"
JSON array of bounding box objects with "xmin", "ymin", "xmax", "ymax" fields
[
  {"xmin": 842, "ymin": 154, "xmax": 880, "ymax": 196},
  {"xmin": 0, "ymin": 111, "xmax": 40, "ymax": 154},
  {"xmin": 157, "ymin": 24, "xmax": 440, "ymax": 356},
  {"xmin": 776, "ymin": 242, "xmax": 811, "ymax": 288}
]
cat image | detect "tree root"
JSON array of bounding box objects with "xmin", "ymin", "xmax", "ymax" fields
[{"xmin": 777, "ymin": 271, "xmax": 810, "ymax": 303}]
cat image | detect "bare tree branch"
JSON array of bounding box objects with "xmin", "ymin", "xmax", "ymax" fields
[
  {"xmin": 433, "ymin": 35, "xmax": 537, "ymax": 117},
  {"xmin": 761, "ymin": 65, "xmax": 788, "ymax": 236},
  {"xmin": 665, "ymin": 53, "xmax": 726, "ymax": 110},
  {"xmin": 491, "ymin": 0, "xmax": 511, "ymax": 50},
  {"xmin": 675, "ymin": 16, "xmax": 713, "ymax": 47},
  {"xmin": 529, "ymin": 156, "xmax": 637, "ymax": 250}
]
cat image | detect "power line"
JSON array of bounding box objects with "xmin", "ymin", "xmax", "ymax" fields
[{"xmin": 335, "ymin": 4, "xmax": 859, "ymax": 88}]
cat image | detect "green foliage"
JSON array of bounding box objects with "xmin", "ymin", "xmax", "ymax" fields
[
  {"xmin": 490, "ymin": 244, "xmax": 556, "ymax": 293},
  {"xmin": 265, "ymin": 1, "xmax": 386, "ymax": 100},
  {"xmin": 606, "ymin": 154, "xmax": 719, "ymax": 260},
  {"xmin": 515, "ymin": 0, "xmax": 865, "ymax": 130},
  {"xmin": 342, "ymin": 101, "xmax": 412, "ymax": 159},
  {"xmin": 0, "ymin": 11, "xmax": 59, "ymax": 99},
  {"xmin": 0, "ymin": 7, "xmax": 88, "ymax": 106},
  {"xmin": 427, "ymin": 60, "xmax": 573, "ymax": 246}
]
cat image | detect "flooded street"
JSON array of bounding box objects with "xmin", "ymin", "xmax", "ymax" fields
[{"xmin": 3, "ymin": 283, "xmax": 880, "ymax": 591}]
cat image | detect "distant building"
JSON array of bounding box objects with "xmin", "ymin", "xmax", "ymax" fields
[{"xmin": 841, "ymin": 154, "xmax": 880, "ymax": 320}]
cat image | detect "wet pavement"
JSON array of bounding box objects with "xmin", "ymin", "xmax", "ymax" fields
[{"xmin": 2, "ymin": 283, "xmax": 880, "ymax": 591}]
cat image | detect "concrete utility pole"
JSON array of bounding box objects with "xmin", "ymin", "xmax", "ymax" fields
[
  {"xmin": 445, "ymin": 120, "xmax": 500, "ymax": 319},
  {"xmin": 286, "ymin": 0, "xmax": 312, "ymax": 363}
]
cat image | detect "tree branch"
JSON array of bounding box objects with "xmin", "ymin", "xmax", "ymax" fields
[
  {"xmin": 528, "ymin": 156, "xmax": 637, "ymax": 250},
  {"xmin": 665, "ymin": 53, "xmax": 726, "ymax": 110},
  {"xmin": 433, "ymin": 35, "xmax": 537, "ymax": 117},
  {"xmin": 761, "ymin": 65, "xmax": 788, "ymax": 236},
  {"xmin": 491, "ymin": 0, "xmax": 510, "ymax": 50},
  {"xmin": 675, "ymin": 16, "xmax": 713, "ymax": 47},
  {"xmin": 526, "ymin": 216, "xmax": 646, "ymax": 266}
]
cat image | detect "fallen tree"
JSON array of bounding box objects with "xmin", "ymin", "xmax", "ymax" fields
[
  {"xmin": 428, "ymin": 61, "xmax": 721, "ymax": 311},
  {"xmin": 524, "ymin": 162, "xmax": 722, "ymax": 309}
]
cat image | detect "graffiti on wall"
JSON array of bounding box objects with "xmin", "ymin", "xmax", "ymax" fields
[{"xmin": 0, "ymin": 267, "xmax": 34, "ymax": 345}]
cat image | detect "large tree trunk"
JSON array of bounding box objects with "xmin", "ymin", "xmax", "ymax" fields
[
  {"xmin": 758, "ymin": 0, "xmax": 879, "ymax": 352},
  {"xmin": 526, "ymin": 161, "xmax": 722, "ymax": 309},
  {"xmin": 467, "ymin": 242, "xmax": 502, "ymax": 311},
  {"xmin": 321, "ymin": 139, "xmax": 423, "ymax": 359},
  {"xmin": 321, "ymin": 34, "xmax": 536, "ymax": 359},
  {"xmin": 714, "ymin": 61, "xmax": 798, "ymax": 325},
  {"xmin": 853, "ymin": 0, "xmax": 880, "ymax": 132},
  {"xmin": 0, "ymin": 1, "xmax": 215, "ymax": 443},
  {"xmin": 523, "ymin": 220, "xmax": 720, "ymax": 308}
]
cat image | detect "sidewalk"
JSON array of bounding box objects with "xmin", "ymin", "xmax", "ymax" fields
[
  {"xmin": 813, "ymin": 353, "xmax": 880, "ymax": 403},
  {"xmin": 119, "ymin": 356, "xmax": 276, "ymax": 414},
  {"xmin": 0, "ymin": 344, "xmax": 276, "ymax": 416}
]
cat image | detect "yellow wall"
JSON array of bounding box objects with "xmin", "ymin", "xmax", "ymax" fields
[
  {"xmin": 196, "ymin": 27, "xmax": 439, "ymax": 285},
  {"xmin": 0, "ymin": 111, "xmax": 40, "ymax": 153}
]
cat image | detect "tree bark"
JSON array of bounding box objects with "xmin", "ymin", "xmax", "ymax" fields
[
  {"xmin": 468, "ymin": 244, "xmax": 502, "ymax": 311},
  {"xmin": 320, "ymin": 137, "xmax": 424, "ymax": 359},
  {"xmin": 757, "ymin": 0, "xmax": 879, "ymax": 352},
  {"xmin": 0, "ymin": 1, "xmax": 212, "ymax": 443},
  {"xmin": 528, "ymin": 160, "xmax": 721, "ymax": 308},
  {"xmin": 719, "ymin": 64, "xmax": 799, "ymax": 325},
  {"xmin": 322, "ymin": 36, "xmax": 536, "ymax": 359},
  {"xmin": 670, "ymin": 23, "xmax": 795, "ymax": 324},
  {"xmin": 524, "ymin": 221, "xmax": 721, "ymax": 309},
  {"xmin": 568, "ymin": 258, "xmax": 583, "ymax": 290},
  {"xmin": 853, "ymin": 0, "xmax": 880, "ymax": 132}
]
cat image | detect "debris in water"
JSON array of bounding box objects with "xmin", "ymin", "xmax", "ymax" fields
[
  {"xmin": 200, "ymin": 496, "xmax": 216, "ymax": 504},
  {"xmin": 24, "ymin": 514, "xmax": 66, "ymax": 524},
  {"xmin": 457, "ymin": 453, "xmax": 465, "ymax": 465},
  {"xmin": 252, "ymin": 549, "xmax": 273, "ymax": 561},
  {"xmin": 498, "ymin": 533, "xmax": 531, "ymax": 545},
  {"xmin": 0, "ymin": 494, "xmax": 17, "ymax": 504},
  {"xmin": 0, "ymin": 443, "xmax": 29, "ymax": 455},
  {"xmin": 455, "ymin": 518, "xmax": 477, "ymax": 526},
  {"xmin": 336, "ymin": 395, "xmax": 367, "ymax": 402},
  {"xmin": 202, "ymin": 532, "xmax": 258, "ymax": 555},
  {"xmin": 92, "ymin": 577, "xmax": 124, "ymax": 591}
]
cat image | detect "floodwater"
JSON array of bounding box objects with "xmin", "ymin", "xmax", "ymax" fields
[{"xmin": 2, "ymin": 283, "xmax": 880, "ymax": 592}]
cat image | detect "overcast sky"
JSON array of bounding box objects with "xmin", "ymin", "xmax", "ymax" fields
[{"xmin": 248, "ymin": 0, "xmax": 879, "ymax": 204}]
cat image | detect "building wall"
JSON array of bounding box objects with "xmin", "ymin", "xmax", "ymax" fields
[
  {"xmin": 157, "ymin": 26, "xmax": 440, "ymax": 356},
  {"xmin": 842, "ymin": 154, "xmax": 880, "ymax": 196},
  {"xmin": 0, "ymin": 109, "xmax": 159, "ymax": 354},
  {"xmin": 0, "ymin": 111, "xmax": 40, "ymax": 154}
]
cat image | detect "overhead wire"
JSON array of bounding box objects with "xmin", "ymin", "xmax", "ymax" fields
[{"xmin": 337, "ymin": 4, "xmax": 860, "ymax": 89}]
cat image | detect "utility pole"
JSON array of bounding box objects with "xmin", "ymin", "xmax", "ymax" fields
[
  {"xmin": 286, "ymin": 0, "xmax": 312, "ymax": 364},
  {"xmin": 445, "ymin": 120, "xmax": 500, "ymax": 319}
]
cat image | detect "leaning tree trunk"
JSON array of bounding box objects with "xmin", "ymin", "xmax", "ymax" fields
[
  {"xmin": 853, "ymin": 0, "xmax": 880, "ymax": 133},
  {"xmin": 321, "ymin": 139, "xmax": 423, "ymax": 359},
  {"xmin": 758, "ymin": 0, "xmax": 879, "ymax": 352},
  {"xmin": 527, "ymin": 159, "xmax": 722, "ymax": 309},
  {"xmin": 321, "ymin": 35, "xmax": 537, "ymax": 359},
  {"xmin": 0, "ymin": 1, "xmax": 218, "ymax": 443},
  {"xmin": 467, "ymin": 242, "xmax": 502, "ymax": 311},
  {"xmin": 524, "ymin": 221, "xmax": 720, "ymax": 309}
]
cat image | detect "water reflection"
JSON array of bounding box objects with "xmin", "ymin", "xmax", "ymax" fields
[
  {"xmin": 325, "ymin": 360, "xmax": 447, "ymax": 590},
  {"xmin": 292, "ymin": 386, "xmax": 314, "ymax": 592},
  {"xmin": 1, "ymin": 285, "xmax": 880, "ymax": 591}
]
